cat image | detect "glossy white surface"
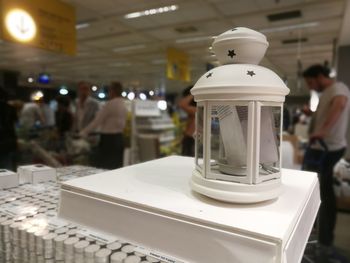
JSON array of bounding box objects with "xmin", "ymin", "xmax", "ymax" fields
[
  {"xmin": 0, "ymin": 169, "xmax": 18, "ymax": 189},
  {"xmin": 213, "ymin": 27, "xmax": 268, "ymax": 65},
  {"xmin": 60, "ymin": 156, "xmax": 319, "ymax": 246}
]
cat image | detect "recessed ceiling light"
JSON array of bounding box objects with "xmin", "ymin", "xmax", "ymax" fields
[
  {"xmin": 124, "ymin": 5, "xmax": 178, "ymax": 19},
  {"xmin": 127, "ymin": 92, "xmax": 135, "ymax": 100},
  {"xmin": 59, "ymin": 87, "xmax": 69, "ymax": 95},
  {"xmin": 98, "ymin": 92, "xmax": 106, "ymax": 99},
  {"xmin": 139, "ymin": 93, "xmax": 147, "ymax": 100},
  {"xmin": 260, "ymin": 22, "xmax": 319, "ymax": 33}
]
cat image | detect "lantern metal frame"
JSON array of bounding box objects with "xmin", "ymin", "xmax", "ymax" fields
[{"xmin": 192, "ymin": 99, "xmax": 284, "ymax": 203}]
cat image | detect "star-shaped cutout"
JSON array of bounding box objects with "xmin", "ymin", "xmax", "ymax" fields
[
  {"xmin": 227, "ymin": 49, "xmax": 236, "ymax": 58},
  {"xmin": 206, "ymin": 72, "xmax": 213, "ymax": 78},
  {"xmin": 247, "ymin": 70, "xmax": 256, "ymax": 77}
]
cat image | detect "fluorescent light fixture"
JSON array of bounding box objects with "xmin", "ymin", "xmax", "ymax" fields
[
  {"xmin": 176, "ymin": 36, "xmax": 212, "ymax": 44},
  {"xmin": 121, "ymin": 91, "xmax": 127, "ymax": 97},
  {"xmin": 139, "ymin": 93, "xmax": 147, "ymax": 101},
  {"xmin": 98, "ymin": 92, "xmax": 106, "ymax": 99},
  {"xmin": 157, "ymin": 100, "xmax": 167, "ymax": 111},
  {"xmin": 91, "ymin": 85, "xmax": 98, "ymax": 92},
  {"xmin": 113, "ymin": 44, "xmax": 145, "ymax": 53},
  {"xmin": 76, "ymin": 23, "xmax": 90, "ymax": 30},
  {"xmin": 260, "ymin": 22, "xmax": 319, "ymax": 33},
  {"xmin": 149, "ymin": 90, "xmax": 154, "ymax": 96},
  {"xmin": 59, "ymin": 87, "xmax": 69, "ymax": 95},
  {"xmin": 124, "ymin": 5, "xmax": 178, "ymax": 19}
]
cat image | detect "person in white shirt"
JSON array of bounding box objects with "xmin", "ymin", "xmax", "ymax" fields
[
  {"xmin": 20, "ymin": 101, "xmax": 44, "ymax": 129},
  {"xmin": 80, "ymin": 82, "xmax": 127, "ymax": 169},
  {"xmin": 75, "ymin": 81, "xmax": 100, "ymax": 132},
  {"xmin": 303, "ymin": 64, "xmax": 350, "ymax": 259}
]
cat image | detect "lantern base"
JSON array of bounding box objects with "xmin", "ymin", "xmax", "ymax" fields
[{"xmin": 191, "ymin": 170, "xmax": 282, "ymax": 203}]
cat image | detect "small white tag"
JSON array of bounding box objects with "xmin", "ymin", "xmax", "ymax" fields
[
  {"xmin": 134, "ymin": 246, "xmax": 185, "ymax": 263},
  {"xmin": 76, "ymin": 228, "xmax": 118, "ymax": 244},
  {"xmin": 48, "ymin": 217, "xmax": 69, "ymax": 229}
]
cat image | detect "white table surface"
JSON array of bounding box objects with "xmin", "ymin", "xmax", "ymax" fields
[{"xmin": 62, "ymin": 156, "xmax": 318, "ymax": 243}]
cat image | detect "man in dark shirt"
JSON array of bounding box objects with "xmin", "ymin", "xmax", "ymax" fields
[{"xmin": 0, "ymin": 87, "xmax": 18, "ymax": 170}]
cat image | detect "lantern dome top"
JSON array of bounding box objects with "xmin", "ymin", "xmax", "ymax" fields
[
  {"xmin": 191, "ymin": 27, "xmax": 289, "ymax": 102},
  {"xmin": 212, "ymin": 27, "xmax": 269, "ymax": 65},
  {"xmin": 191, "ymin": 64, "xmax": 289, "ymax": 102}
]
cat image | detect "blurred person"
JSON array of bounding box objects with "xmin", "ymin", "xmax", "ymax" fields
[
  {"xmin": 55, "ymin": 96, "xmax": 73, "ymax": 137},
  {"xmin": 19, "ymin": 99, "xmax": 44, "ymax": 129},
  {"xmin": 178, "ymin": 85, "xmax": 196, "ymax": 156},
  {"xmin": 41, "ymin": 97, "xmax": 55, "ymax": 127},
  {"xmin": 303, "ymin": 64, "xmax": 350, "ymax": 258},
  {"xmin": 0, "ymin": 87, "xmax": 18, "ymax": 170},
  {"xmin": 80, "ymin": 82, "xmax": 127, "ymax": 169},
  {"xmin": 75, "ymin": 81, "xmax": 99, "ymax": 132}
]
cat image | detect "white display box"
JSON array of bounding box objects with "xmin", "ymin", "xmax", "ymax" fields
[
  {"xmin": 18, "ymin": 164, "xmax": 56, "ymax": 184},
  {"xmin": 58, "ymin": 156, "xmax": 320, "ymax": 263},
  {"xmin": 0, "ymin": 169, "xmax": 18, "ymax": 189}
]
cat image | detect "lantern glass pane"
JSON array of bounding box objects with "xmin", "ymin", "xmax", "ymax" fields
[
  {"xmin": 210, "ymin": 104, "xmax": 248, "ymax": 179},
  {"xmin": 258, "ymin": 106, "xmax": 281, "ymax": 178},
  {"xmin": 195, "ymin": 106, "xmax": 204, "ymax": 171}
]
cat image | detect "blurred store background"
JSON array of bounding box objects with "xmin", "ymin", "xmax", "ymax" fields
[{"xmin": 0, "ymin": 0, "xmax": 350, "ymax": 261}]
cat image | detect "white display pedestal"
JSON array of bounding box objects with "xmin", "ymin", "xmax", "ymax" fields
[{"xmin": 58, "ymin": 156, "xmax": 320, "ymax": 263}]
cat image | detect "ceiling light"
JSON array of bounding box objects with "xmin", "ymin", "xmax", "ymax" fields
[
  {"xmin": 98, "ymin": 92, "xmax": 106, "ymax": 99},
  {"xmin": 127, "ymin": 92, "xmax": 135, "ymax": 101},
  {"xmin": 121, "ymin": 91, "xmax": 127, "ymax": 97},
  {"xmin": 149, "ymin": 90, "xmax": 154, "ymax": 96},
  {"xmin": 27, "ymin": 77, "xmax": 34, "ymax": 83},
  {"xmin": 31, "ymin": 91, "xmax": 43, "ymax": 101},
  {"xmin": 124, "ymin": 5, "xmax": 178, "ymax": 19},
  {"xmin": 260, "ymin": 22, "xmax": 319, "ymax": 33},
  {"xmin": 176, "ymin": 36, "xmax": 212, "ymax": 44},
  {"xmin": 59, "ymin": 87, "xmax": 69, "ymax": 95},
  {"xmin": 113, "ymin": 44, "xmax": 145, "ymax": 53},
  {"xmin": 139, "ymin": 93, "xmax": 147, "ymax": 101},
  {"xmin": 91, "ymin": 85, "xmax": 98, "ymax": 91},
  {"xmin": 76, "ymin": 23, "xmax": 90, "ymax": 30},
  {"xmin": 157, "ymin": 100, "xmax": 167, "ymax": 111}
]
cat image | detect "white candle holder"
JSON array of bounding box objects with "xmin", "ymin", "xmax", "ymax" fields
[{"xmin": 190, "ymin": 27, "xmax": 290, "ymax": 203}]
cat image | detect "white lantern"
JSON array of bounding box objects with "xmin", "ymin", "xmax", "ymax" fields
[{"xmin": 190, "ymin": 27, "xmax": 290, "ymax": 203}]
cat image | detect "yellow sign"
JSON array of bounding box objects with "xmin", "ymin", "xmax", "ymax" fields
[
  {"xmin": 167, "ymin": 48, "xmax": 191, "ymax": 82},
  {"xmin": 0, "ymin": 0, "xmax": 76, "ymax": 55}
]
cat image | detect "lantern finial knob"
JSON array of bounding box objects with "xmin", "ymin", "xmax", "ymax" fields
[{"xmin": 212, "ymin": 27, "xmax": 269, "ymax": 65}]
